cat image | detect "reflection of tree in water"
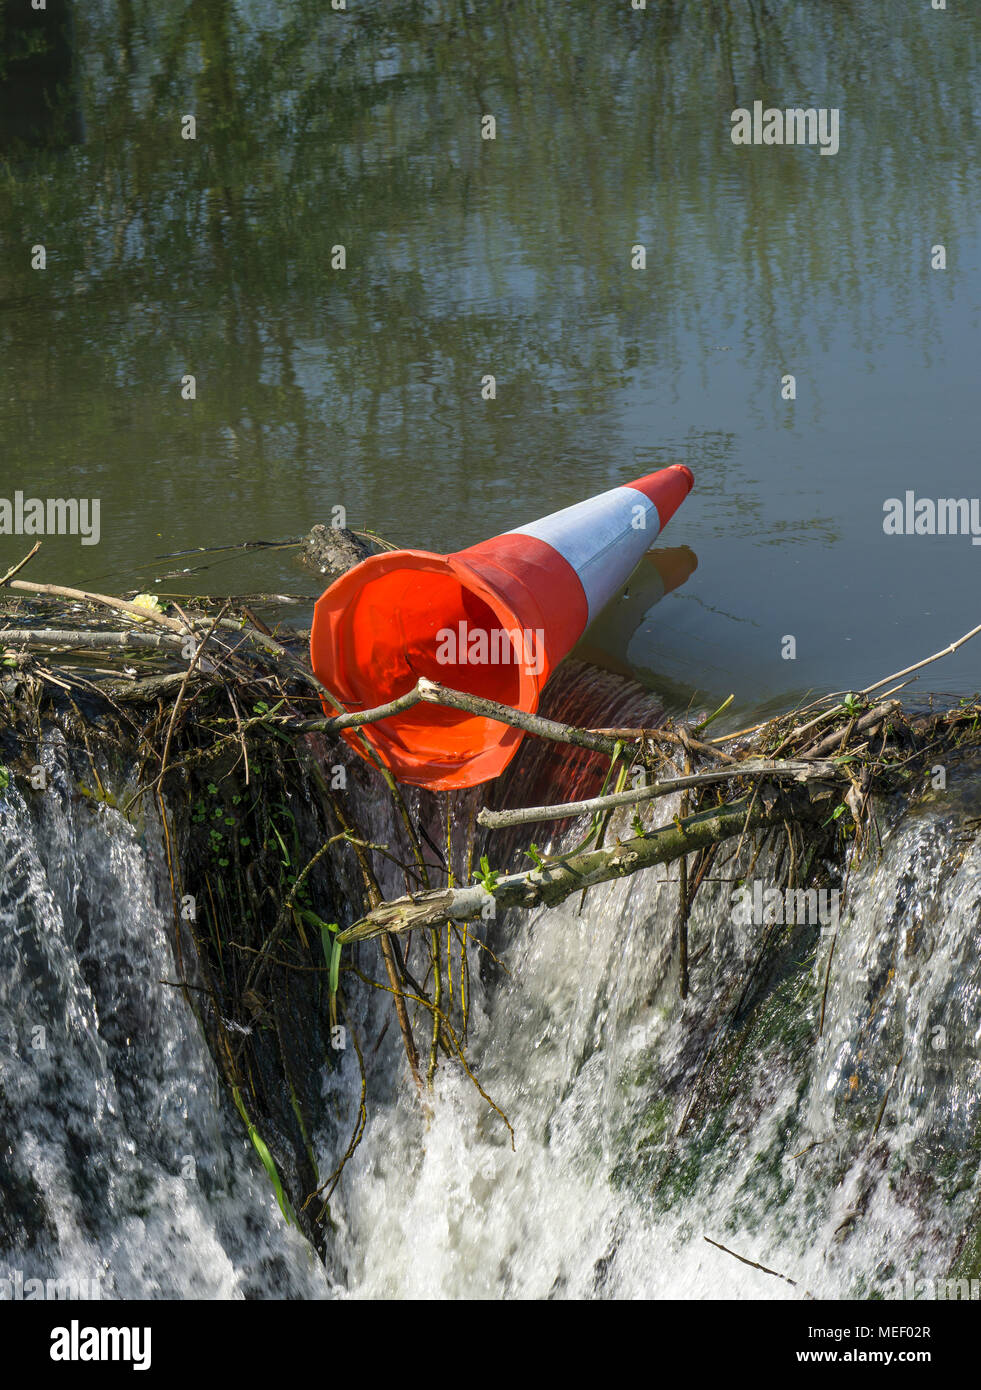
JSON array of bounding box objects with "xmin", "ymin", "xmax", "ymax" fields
[
  {"xmin": 0, "ymin": 0, "xmax": 977, "ymax": 546},
  {"xmin": 0, "ymin": 0, "xmax": 82, "ymax": 151}
]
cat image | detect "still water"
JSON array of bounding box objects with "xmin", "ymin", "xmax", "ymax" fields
[{"xmin": 2, "ymin": 0, "xmax": 979, "ymax": 721}]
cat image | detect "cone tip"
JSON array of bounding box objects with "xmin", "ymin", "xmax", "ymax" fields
[{"xmin": 677, "ymin": 464, "xmax": 694, "ymax": 492}]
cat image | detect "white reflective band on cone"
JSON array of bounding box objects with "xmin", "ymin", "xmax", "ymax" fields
[{"xmin": 507, "ymin": 485, "xmax": 660, "ymax": 620}]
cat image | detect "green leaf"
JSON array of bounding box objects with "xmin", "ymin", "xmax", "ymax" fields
[
  {"xmin": 329, "ymin": 938, "xmax": 342, "ymax": 996},
  {"xmin": 269, "ymin": 821, "xmax": 291, "ymax": 866},
  {"xmin": 310, "ymin": 915, "xmax": 340, "ymax": 966},
  {"xmin": 476, "ymin": 854, "xmax": 499, "ymax": 891},
  {"xmin": 231, "ymin": 1087, "xmax": 294, "ymax": 1226}
]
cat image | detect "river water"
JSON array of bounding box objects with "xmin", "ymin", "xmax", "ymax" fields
[
  {"xmin": 2, "ymin": 0, "xmax": 980, "ymax": 721},
  {"xmin": 2, "ymin": 0, "xmax": 981, "ymax": 1302}
]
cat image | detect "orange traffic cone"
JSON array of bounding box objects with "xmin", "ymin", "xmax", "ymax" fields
[{"xmin": 310, "ymin": 465, "xmax": 694, "ymax": 789}]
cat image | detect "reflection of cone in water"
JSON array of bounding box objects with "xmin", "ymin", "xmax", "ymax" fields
[
  {"xmin": 310, "ymin": 466, "xmax": 694, "ymax": 789},
  {"xmin": 575, "ymin": 547, "xmax": 698, "ymax": 680}
]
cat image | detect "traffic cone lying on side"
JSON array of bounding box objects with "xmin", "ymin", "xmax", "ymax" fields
[{"xmin": 310, "ymin": 465, "xmax": 694, "ymax": 790}]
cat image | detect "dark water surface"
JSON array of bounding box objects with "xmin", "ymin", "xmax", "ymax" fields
[{"xmin": 2, "ymin": 0, "xmax": 979, "ymax": 721}]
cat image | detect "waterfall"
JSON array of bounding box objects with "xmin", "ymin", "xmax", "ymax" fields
[
  {"xmin": 326, "ymin": 765, "xmax": 981, "ymax": 1298},
  {"xmin": 0, "ymin": 733, "xmax": 330, "ymax": 1299},
  {"xmin": 2, "ymin": 701, "xmax": 980, "ymax": 1300}
]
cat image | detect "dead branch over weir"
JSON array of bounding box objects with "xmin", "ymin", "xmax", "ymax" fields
[{"xmin": 339, "ymin": 781, "xmax": 839, "ymax": 945}]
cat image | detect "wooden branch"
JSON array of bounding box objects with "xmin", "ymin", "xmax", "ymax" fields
[
  {"xmin": 590, "ymin": 725, "xmax": 737, "ymax": 764},
  {"xmin": 295, "ymin": 676, "xmax": 621, "ymax": 753},
  {"xmin": 477, "ymin": 759, "xmax": 843, "ymax": 830},
  {"xmin": 338, "ymin": 781, "xmax": 837, "ymax": 945},
  {"xmin": 293, "ymin": 685, "xmax": 437, "ymax": 733},
  {"xmin": 801, "ymin": 700, "xmax": 899, "ymax": 760},
  {"xmin": 100, "ymin": 670, "xmax": 201, "ymax": 702},
  {"xmin": 416, "ymin": 680, "xmax": 622, "ymax": 753},
  {"xmin": 860, "ymin": 621, "xmax": 981, "ymax": 696},
  {"xmin": 0, "ymin": 541, "xmax": 42, "ymax": 586},
  {"xmin": 703, "ymin": 1236, "xmax": 799, "ymax": 1288},
  {"xmin": 6, "ymin": 579, "xmax": 188, "ymax": 634},
  {"xmin": 737, "ymin": 621, "xmax": 981, "ymax": 752},
  {"xmin": 0, "ymin": 627, "xmax": 186, "ymax": 652}
]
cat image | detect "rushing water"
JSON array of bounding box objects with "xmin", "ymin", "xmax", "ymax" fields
[
  {"xmin": 2, "ymin": 704, "xmax": 980, "ymax": 1300},
  {"xmin": 323, "ymin": 694, "xmax": 981, "ymax": 1299},
  {"xmin": 0, "ymin": 740, "xmax": 331, "ymax": 1299}
]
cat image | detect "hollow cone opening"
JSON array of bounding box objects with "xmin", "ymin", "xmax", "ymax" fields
[{"xmin": 311, "ymin": 551, "xmax": 543, "ymax": 789}]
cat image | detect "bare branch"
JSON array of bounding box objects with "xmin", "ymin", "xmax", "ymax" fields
[
  {"xmin": 7, "ymin": 579, "xmax": 189, "ymax": 634},
  {"xmin": 0, "ymin": 542, "xmax": 42, "ymax": 586},
  {"xmin": 0, "ymin": 626, "xmax": 186, "ymax": 653},
  {"xmin": 295, "ymin": 676, "xmax": 621, "ymax": 753},
  {"xmin": 860, "ymin": 622, "xmax": 981, "ymax": 696},
  {"xmin": 339, "ymin": 782, "xmax": 837, "ymax": 945},
  {"xmin": 477, "ymin": 759, "xmax": 843, "ymax": 830}
]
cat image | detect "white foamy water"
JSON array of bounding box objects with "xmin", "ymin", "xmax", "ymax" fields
[
  {"xmin": 3, "ymin": 733, "xmax": 980, "ymax": 1300},
  {"xmin": 0, "ymin": 738, "xmax": 331, "ymax": 1299},
  {"xmin": 328, "ymin": 783, "xmax": 981, "ymax": 1300}
]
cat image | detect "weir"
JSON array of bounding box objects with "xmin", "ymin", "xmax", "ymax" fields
[{"xmin": 1, "ymin": 617, "xmax": 980, "ymax": 1296}]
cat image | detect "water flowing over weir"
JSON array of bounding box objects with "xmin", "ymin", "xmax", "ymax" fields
[
  {"xmin": 0, "ymin": 736, "xmax": 330, "ymax": 1298},
  {"xmin": 2, "ymin": 674, "xmax": 981, "ymax": 1300},
  {"xmin": 337, "ymin": 795, "xmax": 981, "ymax": 1300}
]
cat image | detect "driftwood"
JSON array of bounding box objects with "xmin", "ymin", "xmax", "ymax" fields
[
  {"xmin": 0, "ymin": 626, "xmax": 186, "ymax": 652},
  {"xmin": 5, "ymin": 578, "xmax": 189, "ymax": 632},
  {"xmin": 339, "ymin": 781, "xmax": 839, "ymax": 945},
  {"xmin": 475, "ymin": 758, "xmax": 841, "ymax": 829}
]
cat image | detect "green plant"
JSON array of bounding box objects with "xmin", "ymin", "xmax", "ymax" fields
[
  {"xmin": 231, "ymin": 1087, "xmax": 295, "ymax": 1226},
  {"xmin": 476, "ymin": 854, "xmax": 499, "ymax": 892}
]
